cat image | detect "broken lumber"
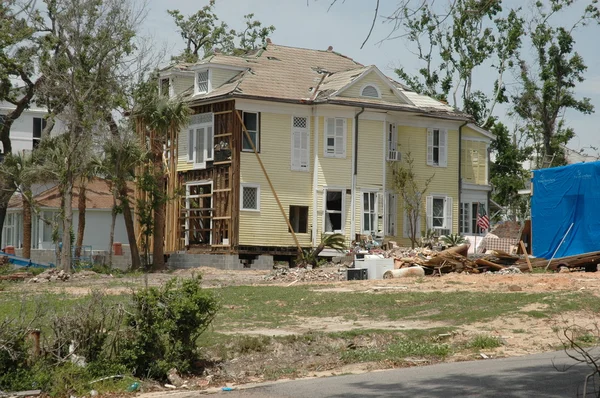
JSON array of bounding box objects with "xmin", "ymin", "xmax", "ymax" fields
[{"xmin": 475, "ymin": 258, "xmax": 506, "ymax": 271}]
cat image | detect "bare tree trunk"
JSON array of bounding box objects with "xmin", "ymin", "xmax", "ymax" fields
[
  {"xmin": 22, "ymin": 188, "xmax": 32, "ymax": 259},
  {"xmin": 119, "ymin": 182, "xmax": 141, "ymax": 270},
  {"xmin": 61, "ymin": 175, "xmax": 73, "ymax": 273},
  {"xmin": 74, "ymin": 179, "xmax": 87, "ymax": 258},
  {"xmin": 108, "ymin": 190, "xmax": 117, "ymax": 267}
]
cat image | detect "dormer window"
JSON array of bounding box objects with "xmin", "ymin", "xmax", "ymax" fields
[
  {"xmin": 159, "ymin": 77, "xmax": 172, "ymax": 98},
  {"xmin": 361, "ymin": 84, "xmax": 380, "ymax": 98},
  {"xmin": 196, "ymin": 69, "xmax": 211, "ymax": 94}
]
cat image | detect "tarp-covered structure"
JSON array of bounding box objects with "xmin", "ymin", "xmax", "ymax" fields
[{"xmin": 532, "ymin": 161, "xmax": 600, "ymax": 258}]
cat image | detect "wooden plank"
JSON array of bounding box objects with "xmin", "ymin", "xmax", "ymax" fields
[
  {"xmin": 213, "ymin": 110, "xmax": 233, "ymax": 115},
  {"xmin": 213, "ymin": 188, "xmax": 231, "ymax": 192},
  {"xmin": 214, "ymin": 133, "xmax": 232, "ymax": 138},
  {"xmin": 519, "ymin": 241, "xmax": 533, "ymax": 272},
  {"xmin": 213, "ymin": 160, "xmax": 232, "ymax": 165},
  {"xmin": 213, "ymin": 216, "xmax": 231, "ymax": 220}
]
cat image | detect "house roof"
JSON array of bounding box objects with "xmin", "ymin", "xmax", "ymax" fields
[
  {"xmin": 8, "ymin": 178, "xmax": 134, "ymax": 210},
  {"xmin": 163, "ymin": 42, "xmax": 472, "ymax": 120}
]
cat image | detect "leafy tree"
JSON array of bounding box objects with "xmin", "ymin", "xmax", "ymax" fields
[
  {"xmin": 512, "ymin": 0, "xmax": 598, "ymax": 166},
  {"xmin": 390, "ymin": 152, "xmax": 434, "ymax": 248},
  {"xmin": 168, "ymin": 1, "xmax": 275, "ymax": 62}
]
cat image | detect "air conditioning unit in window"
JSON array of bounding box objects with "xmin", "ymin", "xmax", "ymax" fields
[{"xmin": 387, "ymin": 150, "xmax": 401, "ymax": 161}]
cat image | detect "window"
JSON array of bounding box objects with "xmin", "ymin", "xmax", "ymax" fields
[
  {"xmin": 426, "ymin": 195, "xmax": 452, "ymax": 233},
  {"xmin": 242, "ymin": 112, "xmax": 260, "ymax": 152},
  {"xmin": 324, "ymin": 189, "xmax": 344, "ymax": 233},
  {"xmin": 187, "ymin": 113, "xmax": 213, "ymax": 168},
  {"xmin": 160, "ymin": 78, "xmax": 171, "ymax": 97},
  {"xmin": 385, "ymin": 192, "xmax": 397, "ymax": 236},
  {"xmin": 196, "ymin": 69, "xmax": 210, "ymax": 94},
  {"xmin": 33, "ymin": 117, "xmax": 46, "ymax": 150},
  {"xmin": 387, "ymin": 122, "xmax": 400, "ymax": 161},
  {"xmin": 361, "ymin": 84, "xmax": 380, "ymax": 98},
  {"xmin": 241, "ymin": 184, "xmax": 260, "ymax": 211},
  {"xmin": 427, "ymin": 128, "xmax": 447, "ymax": 167},
  {"xmin": 289, "ymin": 205, "xmax": 309, "ymax": 233},
  {"xmin": 362, "ymin": 192, "xmax": 378, "ymax": 234},
  {"xmin": 324, "ymin": 118, "xmax": 346, "ymax": 158},
  {"xmin": 460, "ymin": 202, "xmax": 487, "ymax": 235},
  {"xmin": 291, "ymin": 116, "xmax": 309, "ymax": 171}
]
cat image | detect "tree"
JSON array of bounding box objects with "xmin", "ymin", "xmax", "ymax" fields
[
  {"xmin": 512, "ymin": 0, "xmax": 597, "ymax": 166},
  {"xmin": 168, "ymin": 1, "xmax": 275, "ymax": 62},
  {"xmin": 300, "ymin": 233, "xmax": 347, "ymax": 268},
  {"xmin": 133, "ymin": 82, "xmax": 189, "ymax": 271},
  {"xmin": 390, "ymin": 152, "xmax": 434, "ymax": 248}
]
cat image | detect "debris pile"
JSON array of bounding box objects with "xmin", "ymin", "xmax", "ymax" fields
[
  {"xmin": 264, "ymin": 266, "xmax": 345, "ymax": 282},
  {"xmin": 0, "ymin": 255, "xmax": 9, "ymax": 266},
  {"xmin": 29, "ymin": 268, "xmax": 71, "ymax": 283}
]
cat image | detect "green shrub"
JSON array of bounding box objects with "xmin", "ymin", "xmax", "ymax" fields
[
  {"xmin": 119, "ymin": 276, "xmax": 219, "ymax": 378},
  {"xmin": 467, "ymin": 334, "xmax": 502, "ymax": 349}
]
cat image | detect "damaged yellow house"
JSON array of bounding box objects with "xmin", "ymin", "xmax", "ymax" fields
[{"xmin": 159, "ymin": 41, "xmax": 492, "ymax": 264}]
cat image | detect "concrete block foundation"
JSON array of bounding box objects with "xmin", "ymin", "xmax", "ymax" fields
[{"xmin": 167, "ymin": 253, "xmax": 274, "ymax": 270}]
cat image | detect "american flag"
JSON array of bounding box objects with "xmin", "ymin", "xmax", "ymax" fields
[{"xmin": 477, "ymin": 203, "xmax": 490, "ymax": 231}]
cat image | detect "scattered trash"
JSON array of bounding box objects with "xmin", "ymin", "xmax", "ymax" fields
[
  {"xmin": 126, "ymin": 382, "xmax": 140, "ymax": 392},
  {"xmin": 167, "ymin": 368, "xmax": 185, "ymax": 387},
  {"xmin": 222, "ymin": 387, "xmax": 234, "ymax": 391}
]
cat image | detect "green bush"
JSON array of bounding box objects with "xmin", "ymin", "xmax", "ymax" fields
[{"xmin": 119, "ymin": 276, "xmax": 219, "ymax": 378}]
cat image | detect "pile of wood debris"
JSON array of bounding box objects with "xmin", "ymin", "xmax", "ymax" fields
[{"xmin": 264, "ymin": 266, "xmax": 346, "ymax": 282}]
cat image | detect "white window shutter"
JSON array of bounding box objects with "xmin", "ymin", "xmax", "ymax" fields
[
  {"xmin": 427, "ymin": 129, "xmax": 433, "ymax": 165},
  {"xmin": 377, "ymin": 192, "xmax": 384, "ymax": 217},
  {"xmin": 426, "ymin": 195, "xmax": 433, "ymax": 230},
  {"xmin": 207, "ymin": 126, "xmax": 213, "ymax": 160},
  {"xmin": 445, "ymin": 196, "xmax": 453, "ymax": 231},
  {"xmin": 188, "ymin": 129, "xmax": 194, "ymax": 162},
  {"xmin": 196, "ymin": 128, "xmax": 205, "ymax": 163},
  {"xmin": 335, "ymin": 119, "xmax": 345, "ymax": 157},
  {"xmin": 325, "ymin": 118, "xmax": 334, "ymax": 154},
  {"xmin": 439, "ymin": 130, "xmax": 448, "ymax": 167},
  {"xmin": 300, "ymin": 129, "xmax": 309, "ymax": 169},
  {"xmin": 391, "ymin": 194, "xmax": 398, "ymax": 236},
  {"xmin": 291, "ymin": 130, "xmax": 301, "ymax": 169}
]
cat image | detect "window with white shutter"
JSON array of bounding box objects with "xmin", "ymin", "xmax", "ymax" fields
[
  {"xmin": 387, "ymin": 122, "xmax": 400, "ymax": 161},
  {"xmin": 196, "ymin": 69, "xmax": 210, "ymax": 94},
  {"xmin": 426, "ymin": 195, "xmax": 453, "ymax": 234},
  {"xmin": 324, "ymin": 118, "xmax": 346, "ymax": 158},
  {"xmin": 361, "ymin": 192, "xmax": 378, "ymax": 234},
  {"xmin": 291, "ymin": 116, "xmax": 309, "ymax": 171},
  {"xmin": 426, "ymin": 128, "xmax": 448, "ymax": 167},
  {"xmin": 385, "ymin": 192, "xmax": 397, "ymax": 236}
]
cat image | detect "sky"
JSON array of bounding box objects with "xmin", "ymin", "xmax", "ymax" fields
[{"xmin": 142, "ymin": 0, "xmax": 600, "ymax": 154}]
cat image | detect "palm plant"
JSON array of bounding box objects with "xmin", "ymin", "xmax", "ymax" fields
[
  {"xmin": 132, "ymin": 88, "xmax": 189, "ymax": 270},
  {"xmin": 301, "ymin": 233, "xmax": 348, "ymax": 267},
  {"xmin": 440, "ymin": 233, "xmax": 468, "ymax": 247}
]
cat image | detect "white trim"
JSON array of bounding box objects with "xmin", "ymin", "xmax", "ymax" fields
[
  {"xmin": 195, "ymin": 68, "xmax": 212, "ymax": 95},
  {"xmin": 462, "ymin": 136, "xmax": 491, "ymax": 143},
  {"xmin": 382, "ymin": 117, "xmax": 387, "ymax": 235},
  {"xmin": 158, "ymin": 70, "xmax": 194, "ymax": 78},
  {"xmin": 360, "ymin": 189, "xmax": 379, "ymax": 234},
  {"xmin": 312, "ymin": 109, "xmax": 319, "ymax": 246},
  {"xmin": 466, "ymin": 123, "xmax": 495, "ymax": 140},
  {"xmin": 240, "ymin": 183, "xmax": 260, "ymax": 212},
  {"xmin": 332, "ymin": 65, "xmax": 414, "ymax": 105},
  {"xmin": 188, "ymin": 112, "xmax": 214, "ymax": 169},
  {"xmin": 291, "ymin": 115, "xmax": 310, "ymax": 172},
  {"xmin": 241, "ymin": 111, "xmax": 260, "ymax": 152},
  {"xmin": 235, "ymin": 98, "xmax": 312, "ymax": 116},
  {"xmin": 461, "ymin": 183, "xmax": 492, "ymax": 192},
  {"xmin": 359, "ymin": 83, "xmax": 381, "ymax": 99},
  {"xmin": 189, "ymin": 63, "xmax": 247, "ymax": 72}
]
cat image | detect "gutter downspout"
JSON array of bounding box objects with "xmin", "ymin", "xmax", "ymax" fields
[
  {"xmin": 350, "ymin": 107, "xmax": 365, "ymax": 241},
  {"xmin": 458, "ymin": 121, "xmax": 468, "ymax": 234},
  {"xmin": 311, "ymin": 106, "xmax": 319, "ymax": 247}
]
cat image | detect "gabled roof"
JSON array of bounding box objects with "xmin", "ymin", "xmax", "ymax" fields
[{"xmin": 162, "ymin": 42, "xmax": 472, "ymax": 120}]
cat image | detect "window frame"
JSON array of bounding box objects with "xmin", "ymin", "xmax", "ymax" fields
[
  {"xmin": 32, "ymin": 117, "xmax": 47, "ymax": 150},
  {"xmin": 242, "ymin": 111, "xmax": 260, "ymax": 153},
  {"xmin": 324, "ymin": 117, "xmax": 346, "ymax": 158},
  {"xmin": 196, "ymin": 68, "xmax": 211, "ymax": 94},
  {"xmin": 323, "ymin": 188, "xmax": 345, "ymax": 234},
  {"xmin": 291, "ymin": 115, "xmax": 310, "ymax": 171},
  {"xmin": 187, "ymin": 113, "xmax": 214, "ymax": 169},
  {"xmin": 240, "ymin": 183, "xmax": 260, "ymax": 212},
  {"xmin": 426, "ymin": 195, "xmax": 453, "ymax": 233},
  {"xmin": 361, "ymin": 191, "xmax": 378, "ymax": 235},
  {"xmin": 385, "ymin": 191, "xmax": 397, "ymax": 236},
  {"xmin": 386, "ymin": 122, "xmax": 400, "ymax": 161},
  {"xmin": 360, "ymin": 84, "xmax": 381, "ymax": 98},
  {"xmin": 459, "ymin": 201, "xmax": 487, "ymax": 236},
  {"xmin": 159, "ymin": 77, "xmax": 173, "ymax": 97},
  {"xmin": 427, "ymin": 128, "xmax": 448, "ymax": 167},
  {"xmin": 185, "ymin": 181, "xmax": 213, "ymax": 246}
]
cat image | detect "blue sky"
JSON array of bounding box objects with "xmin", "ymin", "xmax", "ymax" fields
[{"xmin": 143, "ymin": 0, "xmax": 600, "ymax": 153}]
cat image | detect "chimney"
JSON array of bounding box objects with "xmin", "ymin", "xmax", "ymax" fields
[{"xmin": 327, "ymin": 46, "xmax": 333, "ymax": 52}]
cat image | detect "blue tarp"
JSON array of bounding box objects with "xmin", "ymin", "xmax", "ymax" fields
[{"xmin": 532, "ymin": 161, "xmax": 600, "ymax": 259}]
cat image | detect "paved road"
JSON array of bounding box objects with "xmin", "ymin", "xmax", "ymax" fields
[{"xmin": 205, "ymin": 350, "xmax": 598, "ymax": 397}]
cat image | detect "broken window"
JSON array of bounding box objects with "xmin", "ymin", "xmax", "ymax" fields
[
  {"xmin": 242, "ymin": 112, "xmax": 260, "ymax": 152},
  {"xmin": 289, "ymin": 205, "xmax": 308, "ymax": 233},
  {"xmin": 324, "ymin": 189, "xmax": 343, "ymax": 233},
  {"xmin": 241, "ymin": 184, "xmax": 260, "ymax": 211},
  {"xmin": 32, "ymin": 117, "xmax": 46, "ymax": 150},
  {"xmin": 160, "ymin": 78, "xmax": 171, "ymax": 97}
]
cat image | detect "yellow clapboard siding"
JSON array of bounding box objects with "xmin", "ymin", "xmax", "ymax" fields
[
  {"xmin": 239, "ymin": 112, "xmax": 313, "ymax": 247},
  {"xmin": 339, "ymin": 71, "xmax": 399, "ymax": 103},
  {"xmin": 173, "ymin": 75, "xmax": 194, "ymax": 97},
  {"xmin": 211, "ymin": 68, "xmax": 238, "ymax": 89}
]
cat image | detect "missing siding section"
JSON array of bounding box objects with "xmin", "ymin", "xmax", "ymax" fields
[{"xmin": 289, "ymin": 205, "xmax": 308, "ymax": 233}]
